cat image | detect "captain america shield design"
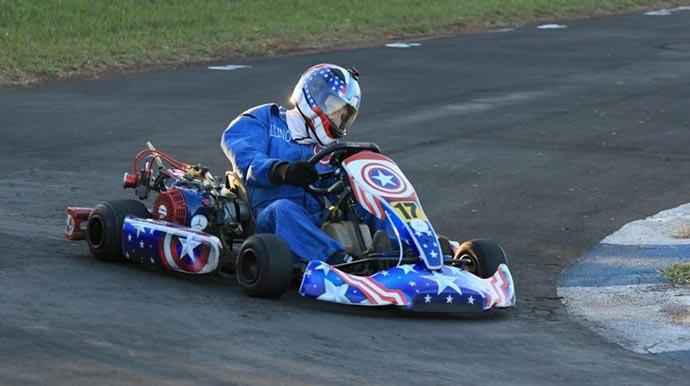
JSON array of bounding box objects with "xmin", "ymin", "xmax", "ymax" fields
[
  {"xmin": 362, "ymin": 163, "xmax": 407, "ymax": 195},
  {"xmin": 158, "ymin": 232, "xmax": 219, "ymax": 274}
]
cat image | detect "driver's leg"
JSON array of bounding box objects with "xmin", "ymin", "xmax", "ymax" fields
[
  {"xmin": 256, "ymin": 199, "xmax": 343, "ymax": 263},
  {"xmin": 355, "ymin": 205, "xmax": 396, "ymax": 252}
]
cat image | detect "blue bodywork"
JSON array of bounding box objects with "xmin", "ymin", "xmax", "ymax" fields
[
  {"xmin": 122, "ymin": 216, "xmax": 222, "ymax": 275},
  {"xmin": 300, "ymin": 260, "xmax": 515, "ymax": 311}
]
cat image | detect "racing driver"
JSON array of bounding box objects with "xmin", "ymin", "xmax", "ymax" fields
[{"xmin": 221, "ymin": 63, "xmax": 370, "ymax": 266}]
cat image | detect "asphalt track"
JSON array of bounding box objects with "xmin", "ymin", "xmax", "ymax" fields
[{"xmin": 2, "ymin": 7, "xmax": 690, "ymax": 386}]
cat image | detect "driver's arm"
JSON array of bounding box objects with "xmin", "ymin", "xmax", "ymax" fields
[{"xmin": 221, "ymin": 113, "xmax": 280, "ymax": 188}]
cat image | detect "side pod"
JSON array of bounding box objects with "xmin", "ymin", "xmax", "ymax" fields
[{"xmin": 121, "ymin": 217, "xmax": 222, "ymax": 275}]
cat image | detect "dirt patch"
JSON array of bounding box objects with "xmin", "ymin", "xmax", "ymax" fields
[
  {"xmin": 662, "ymin": 303, "xmax": 690, "ymax": 325},
  {"xmin": 671, "ymin": 226, "xmax": 690, "ymax": 239}
]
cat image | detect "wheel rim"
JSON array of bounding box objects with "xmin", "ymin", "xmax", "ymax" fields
[
  {"xmin": 239, "ymin": 249, "xmax": 260, "ymax": 284},
  {"xmin": 457, "ymin": 252, "xmax": 479, "ymax": 275}
]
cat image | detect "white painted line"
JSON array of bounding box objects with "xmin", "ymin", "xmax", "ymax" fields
[
  {"xmin": 489, "ymin": 28, "xmax": 516, "ymax": 33},
  {"xmin": 537, "ymin": 24, "xmax": 567, "ymax": 29},
  {"xmin": 385, "ymin": 42, "xmax": 421, "ymax": 48},
  {"xmin": 645, "ymin": 6, "xmax": 690, "ymax": 16},
  {"xmin": 208, "ymin": 65, "xmax": 252, "ymax": 71}
]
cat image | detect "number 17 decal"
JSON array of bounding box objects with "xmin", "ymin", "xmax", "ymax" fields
[{"xmin": 391, "ymin": 201, "xmax": 427, "ymax": 222}]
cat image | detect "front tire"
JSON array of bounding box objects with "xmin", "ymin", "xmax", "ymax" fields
[
  {"xmin": 236, "ymin": 234, "xmax": 293, "ymax": 298},
  {"xmin": 454, "ymin": 239, "xmax": 508, "ymax": 278},
  {"xmin": 86, "ymin": 200, "xmax": 150, "ymax": 262}
]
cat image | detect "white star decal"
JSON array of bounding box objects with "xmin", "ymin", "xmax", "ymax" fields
[
  {"xmin": 446, "ymin": 295, "xmax": 454, "ymax": 303},
  {"xmin": 408, "ymin": 281, "xmax": 416, "ymax": 287},
  {"xmin": 132, "ymin": 223, "xmax": 146, "ymax": 237},
  {"xmin": 424, "ymin": 294, "xmax": 432, "ymax": 303},
  {"xmin": 315, "ymin": 261, "xmax": 331, "ymax": 273},
  {"xmin": 381, "ymin": 270, "xmax": 390, "ymax": 277},
  {"xmin": 128, "ymin": 234, "xmax": 132, "ymax": 241},
  {"xmin": 139, "ymin": 240, "xmax": 145, "ymax": 248},
  {"xmin": 178, "ymin": 235, "xmax": 201, "ymax": 261},
  {"xmin": 398, "ymin": 265, "xmax": 417, "ymax": 275},
  {"xmin": 467, "ymin": 295, "xmax": 475, "ymax": 305},
  {"xmin": 371, "ymin": 170, "xmax": 395, "ymax": 187},
  {"xmin": 430, "ymin": 250, "xmax": 438, "ymax": 259},
  {"xmin": 422, "ymin": 271, "xmax": 463, "ymax": 295},
  {"xmin": 317, "ymin": 279, "xmax": 350, "ymax": 303}
]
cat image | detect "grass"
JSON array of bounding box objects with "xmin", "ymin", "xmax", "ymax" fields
[
  {"xmin": 665, "ymin": 262, "xmax": 690, "ymax": 285},
  {"xmin": 0, "ymin": 0, "xmax": 686, "ymax": 86}
]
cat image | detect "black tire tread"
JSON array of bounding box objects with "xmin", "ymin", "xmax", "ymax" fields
[
  {"xmin": 456, "ymin": 239, "xmax": 508, "ymax": 278},
  {"xmin": 236, "ymin": 233, "xmax": 293, "ymax": 298}
]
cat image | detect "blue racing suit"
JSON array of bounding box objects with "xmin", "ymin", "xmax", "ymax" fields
[{"xmin": 221, "ymin": 104, "xmax": 343, "ymax": 263}]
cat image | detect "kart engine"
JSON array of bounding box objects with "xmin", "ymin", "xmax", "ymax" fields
[
  {"xmin": 152, "ymin": 188, "xmax": 187, "ymax": 224},
  {"xmin": 148, "ymin": 183, "xmax": 252, "ymax": 244},
  {"xmin": 152, "ymin": 186, "xmax": 251, "ymax": 237},
  {"xmin": 121, "ymin": 146, "xmax": 253, "ymax": 246}
]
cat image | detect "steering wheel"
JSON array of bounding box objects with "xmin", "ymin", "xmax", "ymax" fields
[{"xmin": 305, "ymin": 142, "xmax": 381, "ymax": 196}]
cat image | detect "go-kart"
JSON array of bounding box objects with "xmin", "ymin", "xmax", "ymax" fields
[{"xmin": 65, "ymin": 142, "xmax": 515, "ymax": 313}]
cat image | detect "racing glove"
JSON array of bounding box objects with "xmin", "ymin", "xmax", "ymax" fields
[{"xmin": 270, "ymin": 161, "xmax": 318, "ymax": 187}]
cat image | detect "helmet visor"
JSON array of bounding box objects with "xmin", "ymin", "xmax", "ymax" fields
[
  {"xmin": 323, "ymin": 96, "xmax": 358, "ymax": 136},
  {"xmin": 307, "ymin": 77, "xmax": 358, "ymax": 135}
]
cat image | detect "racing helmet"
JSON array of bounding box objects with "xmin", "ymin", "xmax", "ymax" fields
[{"xmin": 290, "ymin": 63, "xmax": 361, "ymax": 146}]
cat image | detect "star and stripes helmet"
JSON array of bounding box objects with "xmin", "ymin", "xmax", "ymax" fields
[{"xmin": 291, "ymin": 63, "xmax": 361, "ymax": 146}]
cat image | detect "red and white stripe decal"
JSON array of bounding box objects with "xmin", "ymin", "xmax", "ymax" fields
[
  {"xmin": 332, "ymin": 269, "xmax": 408, "ymax": 305},
  {"xmin": 487, "ymin": 266, "xmax": 511, "ymax": 307},
  {"xmin": 350, "ymin": 176, "xmax": 385, "ymax": 220}
]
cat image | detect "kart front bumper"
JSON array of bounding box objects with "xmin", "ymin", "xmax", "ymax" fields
[{"xmin": 299, "ymin": 261, "xmax": 515, "ymax": 312}]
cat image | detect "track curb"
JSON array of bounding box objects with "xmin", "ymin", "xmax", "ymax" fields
[{"xmin": 558, "ymin": 204, "xmax": 690, "ymax": 369}]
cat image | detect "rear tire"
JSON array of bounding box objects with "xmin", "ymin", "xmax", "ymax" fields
[
  {"xmin": 236, "ymin": 234, "xmax": 293, "ymax": 298},
  {"xmin": 86, "ymin": 200, "xmax": 150, "ymax": 262},
  {"xmin": 454, "ymin": 239, "xmax": 508, "ymax": 278}
]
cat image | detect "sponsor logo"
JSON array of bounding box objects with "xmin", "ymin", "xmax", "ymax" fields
[
  {"xmin": 157, "ymin": 204, "xmax": 167, "ymax": 219},
  {"xmin": 269, "ymin": 124, "xmax": 293, "ymax": 143},
  {"xmin": 65, "ymin": 215, "xmax": 75, "ymax": 235}
]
